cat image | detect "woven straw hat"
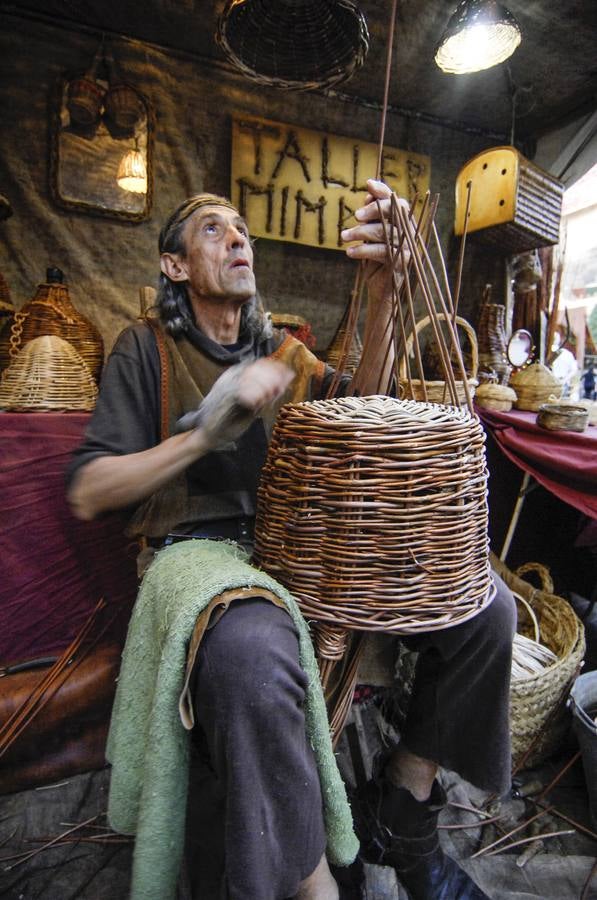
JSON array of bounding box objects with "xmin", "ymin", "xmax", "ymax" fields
[{"xmin": 0, "ymin": 335, "xmax": 98, "ymax": 411}]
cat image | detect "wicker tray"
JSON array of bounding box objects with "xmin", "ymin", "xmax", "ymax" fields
[{"xmin": 491, "ymin": 554, "xmax": 585, "ymax": 768}]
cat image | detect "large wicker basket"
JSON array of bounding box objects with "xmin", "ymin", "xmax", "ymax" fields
[
  {"xmin": 254, "ymin": 396, "xmax": 495, "ymax": 636},
  {"xmin": 491, "ymin": 554, "xmax": 586, "ymax": 768},
  {"xmin": 399, "ymin": 314, "xmax": 479, "ymax": 406}
]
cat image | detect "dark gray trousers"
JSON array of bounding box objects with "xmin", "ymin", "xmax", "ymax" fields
[{"xmin": 187, "ymin": 575, "xmax": 515, "ymax": 898}]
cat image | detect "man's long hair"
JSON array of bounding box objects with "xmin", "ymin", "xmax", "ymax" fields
[{"xmin": 156, "ymin": 193, "xmax": 271, "ymax": 341}]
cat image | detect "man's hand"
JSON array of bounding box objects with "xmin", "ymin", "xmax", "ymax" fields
[
  {"xmin": 340, "ymin": 178, "xmax": 412, "ymax": 304},
  {"xmin": 177, "ymin": 358, "xmax": 294, "ymax": 450}
]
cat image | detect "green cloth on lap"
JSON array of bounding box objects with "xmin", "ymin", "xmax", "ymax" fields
[{"xmin": 106, "ymin": 539, "xmax": 358, "ymax": 900}]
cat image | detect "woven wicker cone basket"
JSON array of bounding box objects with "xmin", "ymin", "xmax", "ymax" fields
[
  {"xmin": 0, "ymin": 282, "xmax": 104, "ymax": 381},
  {"xmin": 0, "ymin": 335, "xmax": 98, "ymax": 411},
  {"xmin": 254, "ymin": 396, "xmax": 495, "ymax": 635},
  {"xmin": 490, "ymin": 554, "xmax": 585, "ymax": 768},
  {"xmin": 399, "ymin": 314, "xmax": 479, "ymax": 406}
]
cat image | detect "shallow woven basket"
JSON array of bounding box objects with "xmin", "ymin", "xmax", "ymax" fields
[
  {"xmin": 0, "ymin": 335, "xmax": 98, "ymax": 411},
  {"xmin": 215, "ymin": 0, "xmax": 370, "ymax": 91},
  {"xmin": 399, "ymin": 314, "xmax": 479, "ymax": 406},
  {"xmin": 491, "ymin": 554, "xmax": 585, "ymax": 768},
  {"xmin": 254, "ymin": 396, "xmax": 495, "ymax": 635},
  {"xmin": 537, "ymin": 403, "xmax": 588, "ymax": 433}
]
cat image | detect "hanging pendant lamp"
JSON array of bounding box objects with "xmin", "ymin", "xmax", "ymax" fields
[
  {"xmin": 435, "ymin": 0, "xmax": 521, "ymax": 75},
  {"xmin": 215, "ymin": 0, "xmax": 369, "ymax": 91}
]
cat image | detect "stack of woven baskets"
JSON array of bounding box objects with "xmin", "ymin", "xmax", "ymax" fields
[{"xmin": 0, "ymin": 268, "xmax": 103, "ymax": 412}]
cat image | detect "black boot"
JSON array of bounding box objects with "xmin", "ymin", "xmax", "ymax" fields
[{"xmin": 352, "ymin": 778, "xmax": 490, "ymax": 900}]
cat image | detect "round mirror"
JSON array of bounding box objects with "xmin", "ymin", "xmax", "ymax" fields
[{"xmin": 507, "ymin": 329, "xmax": 534, "ymax": 368}]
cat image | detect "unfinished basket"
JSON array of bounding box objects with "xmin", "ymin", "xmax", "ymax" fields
[
  {"xmin": 0, "ymin": 268, "xmax": 104, "ymax": 381},
  {"xmin": 399, "ymin": 314, "xmax": 479, "ymax": 405},
  {"xmin": 215, "ymin": 0, "xmax": 369, "ymax": 91},
  {"xmin": 254, "ymin": 395, "xmax": 495, "ymax": 644},
  {"xmin": 490, "ymin": 554, "xmax": 585, "ymax": 768},
  {"xmin": 0, "ymin": 335, "xmax": 98, "ymax": 411}
]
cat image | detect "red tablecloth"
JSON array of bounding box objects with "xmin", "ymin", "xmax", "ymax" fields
[
  {"xmin": 0, "ymin": 413, "xmax": 137, "ymax": 665},
  {"xmin": 476, "ymin": 405, "xmax": 597, "ymax": 521}
]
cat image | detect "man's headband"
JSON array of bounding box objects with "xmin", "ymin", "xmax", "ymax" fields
[{"xmin": 159, "ymin": 193, "xmax": 240, "ymax": 253}]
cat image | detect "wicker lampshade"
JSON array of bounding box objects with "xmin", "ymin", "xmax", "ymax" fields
[
  {"xmin": 215, "ymin": 0, "xmax": 369, "ymax": 91},
  {"xmin": 435, "ymin": 0, "xmax": 521, "ymax": 74},
  {"xmin": 117, "ymin": 148, "xmax": 147, "ymax": 194},
  {"xmin": 0, "ymin": 335, "xmax": 98, "ymax": 411}
]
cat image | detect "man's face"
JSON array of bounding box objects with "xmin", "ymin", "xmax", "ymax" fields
[{"xmin": 179, "ymin": 204, "xmax": 255, "ymax": 302}]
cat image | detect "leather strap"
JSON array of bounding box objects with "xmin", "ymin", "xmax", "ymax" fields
[{"xmin": 145, "ymin": 316, "xmax": 170, "ymax": 441}]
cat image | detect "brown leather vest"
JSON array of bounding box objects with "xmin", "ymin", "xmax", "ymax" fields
[{"xmin": 126, "ymin": 324, "xmax": 326, "ymax": 539}]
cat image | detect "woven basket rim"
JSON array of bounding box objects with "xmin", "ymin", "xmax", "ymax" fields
[{"xmin": 215, "ymin": 0, "xmax": 370, "ymax": 91}]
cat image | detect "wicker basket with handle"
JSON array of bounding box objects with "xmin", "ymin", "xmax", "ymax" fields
[
  {"xmin": 399, "ymin": 314, "xmax": 478, "ymax": 406},
  {"xmin": 490, "ymin": 554, "xmax": 585, "ymax": 769}
]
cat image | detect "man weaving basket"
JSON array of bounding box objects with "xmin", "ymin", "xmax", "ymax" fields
[{"xmin": 67, "ymin": 181, "xmax": 515, "ymax": 900}]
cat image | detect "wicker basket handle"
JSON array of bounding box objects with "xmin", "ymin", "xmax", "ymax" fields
[
  {"xmin": 399, "ymin": 313, "xmax": 479, "ymax": 380},
  {"xmin": 515, "ymin": 562, "xmax": 554, "ymax": 595}
]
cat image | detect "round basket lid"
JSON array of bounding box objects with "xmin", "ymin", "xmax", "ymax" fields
[
  {"xmin": 215, "ymin": 0, "xmax": 370, "ymax": 91},
  {"xmin": 0, "ymin": 335, "xmax": 98, "ymax": 411}
]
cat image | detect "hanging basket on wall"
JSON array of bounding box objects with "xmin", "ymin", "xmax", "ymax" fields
[{"xmin": 215, "ymin": 0, "xmax": 370, "ymax": 91}]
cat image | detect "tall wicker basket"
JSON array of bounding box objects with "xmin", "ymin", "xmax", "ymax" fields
[{"xmin": 0, "ymin": 268, "xmax": 104, "ymax": 381}]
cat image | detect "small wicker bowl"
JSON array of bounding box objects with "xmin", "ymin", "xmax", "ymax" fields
[
  {"xmin": 537, "ymin": 403, "xmax": 589, "ymax": 433},
  {"xmin": 0, "ymin": 335, "xmax": 98, "ymax": 412}
]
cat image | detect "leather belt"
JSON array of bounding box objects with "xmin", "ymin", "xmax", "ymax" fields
[{"xmin": 156, "ymin": 517, "xmax": 256, "ymax": 548}]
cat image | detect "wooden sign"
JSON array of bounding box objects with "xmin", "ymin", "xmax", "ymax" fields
[{"xmin": 230, "ymin": 115, "xmax": 430, "ymax": 252}]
